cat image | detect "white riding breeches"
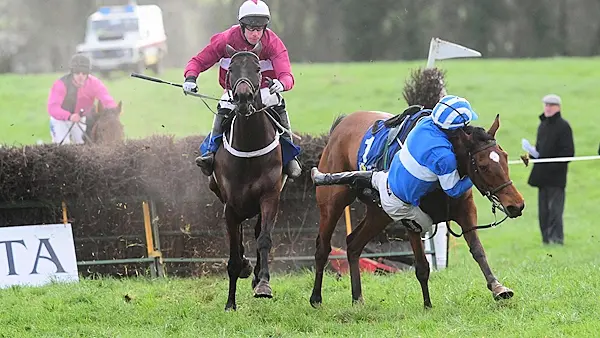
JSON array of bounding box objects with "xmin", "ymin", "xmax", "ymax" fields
[
  {"xmin": 50, "ymin": 117, "xmax": 87, "ymax": 145},
  {"xmin": 371, "ymin": 170, "xmax": 434, "ymax": 234}
]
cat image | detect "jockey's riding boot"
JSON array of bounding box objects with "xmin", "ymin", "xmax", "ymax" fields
[
  {"xmin": 276, "ymin": 106, "xmax": 302, "ymax": 178},
  {"xmin": 312, "ymin": 169, "xmax": 373, "ymax": 189},
  {"xmin": 195, "ymin": 112, "xmax": 226, "ymax": 176}
]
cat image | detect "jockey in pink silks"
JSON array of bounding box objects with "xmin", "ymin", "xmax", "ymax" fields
[
  {"xmin": 46, "ymin": 53, "xmax": 118, "ymax": 144},
  {"xmin": 182, "ymin": 0, "xmax": 301, "ymax": 178}
]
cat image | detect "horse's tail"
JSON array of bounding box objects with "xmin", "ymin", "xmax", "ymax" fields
[
  {"xmin": 402, "ymin": 67, "xmax": 447, "ymax": 109},
  {"xmin": 329, "ymin": 114, "xmax": 347, "ymax": 135}
]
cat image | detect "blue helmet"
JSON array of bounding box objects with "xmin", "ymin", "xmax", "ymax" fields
[{"xmin": 431, "ymin": 95, "xmax": 479, "ymax": 130}]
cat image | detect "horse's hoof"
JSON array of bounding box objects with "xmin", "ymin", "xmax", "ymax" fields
[
  {"xmin": 492, "ymin": 285, "xmax": 514, "ymax": 300},
  {"xmin": 253, "ymin": 280, "xmax": 273, "ymax": 298},
  {"xmin": 352, "ymin": 297, "xmax": 364, "ymax": 306},
  {"xmin": 424, "ymin": 301, "xmax": 433, "ymax": 309},
  {"xmin": 224, "ymin": 303, "xmax": 237, "ymax": 311},
  {"xmin": 239, "ymin": 260, "xmax": 253, "ymax": 279},
  {"xmin": 309, "ymin": 294, "xmax": 322, "ymax": 308}
]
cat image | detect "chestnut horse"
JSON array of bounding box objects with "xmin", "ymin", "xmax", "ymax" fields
[
  {"xmin": 309, "ymin": 108, "xmax": 525, "ymax": 309},
  {"xmin": 85, "ymin": 101, "xmax": 124, "ymax": 145},
  {"xmin": 207, "ymin": 42, "xmax": 287, "ymax": 311}
]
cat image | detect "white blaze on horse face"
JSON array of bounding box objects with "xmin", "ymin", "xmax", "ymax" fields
[{"xmin": 489, "ymin": 151, "xmax": 500, "ymax": 163}]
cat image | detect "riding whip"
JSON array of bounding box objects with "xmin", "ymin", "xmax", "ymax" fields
[
  {"xmin": 130, "ymin": 73, "xmax": 183, "ymax": 88},
  {"xmin": 130, "ymin": 73, "xmax": 231, "ymax": 102}
]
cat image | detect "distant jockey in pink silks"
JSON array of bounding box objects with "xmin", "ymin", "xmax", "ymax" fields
[
  {"xmin": 46, "ymin": 53, "xmax": 118, "ymax": 144},
  {"xmin": 182, "ymin": 0, "xmax": 302, "ymax": 178}
]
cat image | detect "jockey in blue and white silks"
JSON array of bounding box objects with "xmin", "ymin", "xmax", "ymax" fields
[{"xmin": 370, "ymin": 95, "xmax": 479, "ymax": 233}]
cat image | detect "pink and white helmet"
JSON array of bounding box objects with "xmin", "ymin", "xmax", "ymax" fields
[{"xmin": 238, "ymin": 0, "xmax": 271, "ymax": 27}]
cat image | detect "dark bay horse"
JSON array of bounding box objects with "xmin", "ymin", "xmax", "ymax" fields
[
  {"xmin": 308, "ymin": 91, "xmax": 525, "ymax": 308},
  {"xmin": 207, "ymin": 42, "xmax": 286, "ymax": 311},
  {"xmin": 86, "ymin": 101, "xmax": 124, "ymax": 145}
]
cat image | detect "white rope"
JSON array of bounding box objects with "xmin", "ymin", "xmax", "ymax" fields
[{"xmin": 508, "ymin": 155, "xmax": 600, "ymax": 165}]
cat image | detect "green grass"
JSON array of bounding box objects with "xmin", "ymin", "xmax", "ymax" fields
[
  {"xmin": 0, "ymin": 249, "xmax": 598, "ymax": 337},
  {"xmin": 1, "ymin": 57, "xmax": 600, "ymax": 336}
]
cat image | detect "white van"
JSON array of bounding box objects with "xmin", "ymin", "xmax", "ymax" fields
[{"xmin": 76, "ymin": 4, "xmax": 167, "ymax": 77}]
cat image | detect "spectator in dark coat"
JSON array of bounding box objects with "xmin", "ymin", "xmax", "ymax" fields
[{"xmin": 524, "ymin": 94, "xmax": 574, "ymax": 245}]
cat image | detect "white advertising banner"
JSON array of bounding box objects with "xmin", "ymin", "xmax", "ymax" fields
[{"xmin": 0, "ymin": 223, "xmax": 79, "ymax": 289}]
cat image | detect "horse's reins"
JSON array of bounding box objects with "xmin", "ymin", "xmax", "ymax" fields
[
  {"xmin": 59, "ymin": 107, "xmax": 129, "ymax": 145},
  {"xmin": 220, "ymin": 51, "xmax": 299, "ymax": 141},
  {"xmin": 172, "ymin": 49, "xmax": 290, "ymax": 137},
  {"xmin": 440, "ymin": 140, "xmax": 513, "ymax": 239},
  {"xmin": 420, "ymin": 102, "xmax": 514, "ymax": 240},
  {"xmin": 182, "ymin": 76, "xmax": 236, "ymax": 117},
  {"xmin": 425, "ymin": 140, "xmax": 513, "ymax": 240},
  {"xmin": 130, "ymin": 71, "xmax": 233, "ymax": 116},
  {"xmin": 59, "ymin": 116, "xmax": 93, "ymax": 145}
]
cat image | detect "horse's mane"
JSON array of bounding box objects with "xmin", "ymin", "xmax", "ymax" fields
[
  {"xmin": 439, "ymin": 125, "xmax": 493, "ymax": 181},
  {"xmin": 463, "ymin": 125, "xmax": 494, "ymax": 143},
  {"xmin": 446, "ymin": 125, "xmax": 492, "ymax": 140},
  {"xmin": 447, "ymin": 126, "xmax": 494, "ymax": 172},
  {"xmin": 329, "ymin": 114, "xmax": 347, "ymax": 135}
]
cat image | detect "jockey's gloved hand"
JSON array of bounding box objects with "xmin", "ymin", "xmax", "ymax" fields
[
  {"xmin": 69, "ymin": 113, "xmax": 81, "ymax": 123},
  {"xmin": 269, "ymin": 79, "xmax": 284, "ymax": 94},
  {"xmin": 183, "ymin": 77, "xmax": 198, "ymax": 94}
]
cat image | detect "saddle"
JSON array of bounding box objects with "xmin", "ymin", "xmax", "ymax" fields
[
  {"xmin": 383, "ymin": 105, "xmax": 424, "ymax": 129},
  {"xmin": 358, "ymin": 106, "xmax": 450, "ymax": 226},
  {"xmin": 367, "ymin": 105, "xmax": 432, "ymax": 170},
  {"xmin": 372, "ymin": 105, "xmax": 430, "ymax": 142}
]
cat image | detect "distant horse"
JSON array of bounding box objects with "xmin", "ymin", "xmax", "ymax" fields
[
  {"xmin": 308, "ymin": 68, "xmax": 525, "ymax": 309},
  {"xmin": 206, "ymin": 41, "xmax": 288, "ymax": 311},
  {"xmin": 85, "ymin": 101, "xmax": 124, "ymax": 145}
]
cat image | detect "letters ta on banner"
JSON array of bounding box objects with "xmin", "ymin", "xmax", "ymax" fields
[{"xmin": 0, "ymin": 223, "xmax": 79, "ymax": 289}]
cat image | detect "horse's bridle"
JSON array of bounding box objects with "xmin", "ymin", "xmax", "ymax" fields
[
  {"xmin": 434, "ymin": 101, "xmax": 513, "ymax": 206},
  {"xmin": 225, "ymin": 51, "xmax": 262, "ymax": 117},
  {"xmin": 439, "ymin": 139, "xmax": 513, "ymax": 239},
  {"xmin": 468, "ymin": 140, "xmax": 514, "ymax": 207},
  {"xmin": 422, "ymin": 102, "xmax": 516, "ymax": 238}
]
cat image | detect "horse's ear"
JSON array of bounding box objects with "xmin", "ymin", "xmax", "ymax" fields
[
  {"xmin": 487, "ymin": 114, "xmax": 500, "ymax": 138},
  {"xmin": 97, "ymin": 100, "xmax": 104, "ymax": 112},
  {"xmin": 226, "ymin": 44, "xmax": 237, "ymax": 57},
  {"xmin": 457, "ymin": 127, "xmax": 473, "ymax": 147},
  {"xmin": 118, "ymin": 101, "xmax": 123, "ymax": 113},
  {"xmin": 251, "ymin": 41, "xmax": 262, "ymax": 55}
]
